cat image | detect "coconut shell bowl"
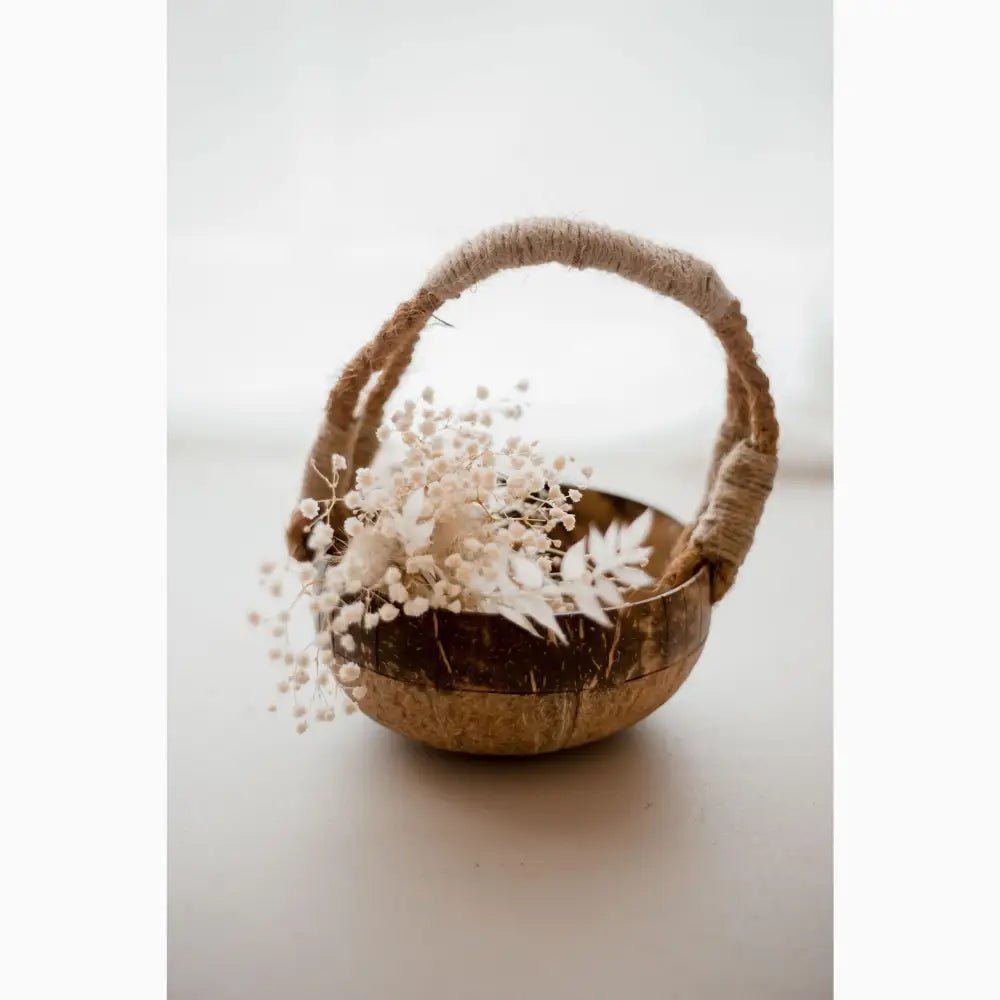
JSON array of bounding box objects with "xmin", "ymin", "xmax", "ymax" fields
[{"xmin": 285, "ymin": 218, "xmax": 779, "ymax": 755}]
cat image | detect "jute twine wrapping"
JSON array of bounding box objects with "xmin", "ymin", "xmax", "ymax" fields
[{"xmin": 287, "ymin": 218, "xmax": 778, "ymax": 602}]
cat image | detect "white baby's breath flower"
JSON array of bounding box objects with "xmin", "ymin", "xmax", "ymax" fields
[
  {"xmin": 421, "ymin": 386, "xmax": 435, "ymax": 403},
  {"xmin": 403, "ymin": 596, "xmax": 429, "ymax": 616},
  {"xmin": 307, "ymin": 521, "xmax": 334, "ymax": 553},
  {"xmin": 581, "ymin": 466, "xmax": 594, "ymax": 478},
  {"xmin": 351, "ymin": 685, "xmax": 368, "ymax": 701},
  {"xmin": 338, "ymin": 662, "xmax": 361, "ymax": 683},
  {"xmin": 476, "ymin": 385, "xmax": 489, "ymax": 400},
  {"xmin": 255, "ymin": 381, "xmax": 658, "ymax": 727},
  {"xmin": 340, "ymin": 602, "xmax": 365, "ymax": 625},
  {"xmin": 515, "ymin": 378, "xmax": 529, "ymax": 392},
  {"xmin": 298, "ymin": 498, "xmax": 320, "ymax": 519}
]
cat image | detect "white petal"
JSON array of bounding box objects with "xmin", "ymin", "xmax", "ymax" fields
[
  {"xmin": 560, "ymin": 537, "xmax": 587, "ymax": 581},
  {"xmin": 614, "ymin": 566, "xmax": 655, "ymax": 588},
  {"xmin": 512, "ymin": 554, "xmax": 544, "ymax": 589},
  {"xmin": 402, "ymin": 487, "xmax": 424, "ymax": 522},
  {"xmin": 594, "ymin": 575, "xmax": 623, "ymax": 607},
  {"xmin": 516, "ymin": 595, "xmax": 567, "ymax": 643},
  {"xmin": 587, "ymin": 523, "xmax": 609, "ymax": 570},
  {"xmin": 496, "ymin": 604, "xmax": 540, "ymax": 637},
  {"xmin": 604, "ymin": 520, "xmax": 621, "ymax": 554},
  {"xmin": 566, "ymin": 584, "xmax": 612, "ymax": 627},
  {"xmin": 620, "ymin": 508, "xmax": 654, "ymax": 551}
]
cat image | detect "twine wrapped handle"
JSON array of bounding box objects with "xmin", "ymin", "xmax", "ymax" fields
[{"xmin": 287, "ymin": 218, "xmax": 778, "ymax": 602}]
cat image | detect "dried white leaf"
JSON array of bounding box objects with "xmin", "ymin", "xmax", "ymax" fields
[
  {"xmin": 512, "ymin": 554, "xmax": 544, "ymax": 590},
  {"xmin": 620, "ymin": 508, "xmax": 653, "ymax": 551},
  {"xmin": 516, "ymin": 594, "xmax": 567, "ymax": 643},
  {"xmin": 496, "ymin": 603, "xmax": 540, "ymax": 637},
  {"xmin": 614, "ymin": 566, "xmax": 655, "ymax": 589},
  {"xmin": 566, "ymin": 584, "xmax": 612, "ymax": 627},
  {"xmin": 560, "ymin": 537, "xmax": 587, "ymax": 581},
  {"xmin": 594, "ymin": 575, "xmax": 623, "ymax": 608}
]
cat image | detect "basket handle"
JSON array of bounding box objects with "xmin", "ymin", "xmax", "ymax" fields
[{"xmin": 287, "ymin": 218, "xmax": 778, "ymax": 602}]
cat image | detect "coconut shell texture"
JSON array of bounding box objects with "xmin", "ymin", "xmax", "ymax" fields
[{"xmin": 341, "ymin": 491, "xmax": 711, "ymax": 755}]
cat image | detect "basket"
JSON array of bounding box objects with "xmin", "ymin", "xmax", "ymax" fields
[{"xmin": 286, "ymin": 218, "xmax": 778, "ymax": 755}]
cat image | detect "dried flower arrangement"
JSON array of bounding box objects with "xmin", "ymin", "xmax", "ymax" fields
[
  {"xmin": 251, "ymin": 218, "xmax": 779, "ymax": 755},
  {"xmin": 250, "ymin": 380, "xmax": 657, "ymax": 733}
]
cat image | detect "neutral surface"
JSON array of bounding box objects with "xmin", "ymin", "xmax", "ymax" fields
[{"xmin": 168, "ymin": 441, "xmax": 831, "ymax": 1000}]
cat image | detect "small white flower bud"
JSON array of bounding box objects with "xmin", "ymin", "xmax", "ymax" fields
[
  {"xmin": 298, "ymin": 498, "xmax": 320, "ymax": 519},
  {"xmin": 403, "ymin": 596, "xmax": 429, "ymax": 616},
  {"xmin": 339, "ymin": 663, "xmax": 361, "ymax": 683}
]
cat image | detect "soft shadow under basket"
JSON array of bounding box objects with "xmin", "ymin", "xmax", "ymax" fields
[{"xmin": 286, "ymin": 219, "xmax": 778, "ymax": 755}]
